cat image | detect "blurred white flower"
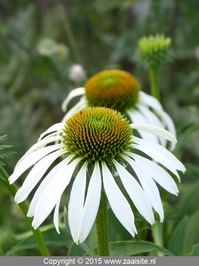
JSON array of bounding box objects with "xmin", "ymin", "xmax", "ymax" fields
[
  {"xmin": 54, "ymin": 44, "xmax": 69, "ymax": 59},
  {"xmin": 68, "ymin": 64, "xmax": 86, "ymax": 83},
  {"xmin": 37, "ymin": 38, "xmax": 69, "ymax": 59},
  {"xmin": 37, "ymin": 38, "xmax": 57, "ymax": 57}
]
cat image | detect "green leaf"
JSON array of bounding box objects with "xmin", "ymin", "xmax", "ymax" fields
[
  {"xmin": 184, "ymin": 209, "xmax": 199, "ymax": 249},
  {"xmin": 185, "ymin": 163, "xmax": 199, "ymax": 180},
  {"xmin": 67, "ymin": 242, "xmax": 96, "ymax": 256},
  {"xmin": 67, "ymin": 243, "xmax": 86, "ymax": 256},
  {"xmin": 109, "ymin": 240, "xmax": 174, "ymax": 256},
  {"xmin": 176, "ymin": 122, "xmax": 199, "ymax": 158},
  {"xmin": 176, "ymin": 182, "xmax": 199, "ymax": 217},
  {"xmin": 5, "ymin": 224, "xmax": 72, "ymax": 255},
  {"xmin": 181, "ymin": 243, "xmax": 199, "ymax": 256},
  {"xmin": 168, "ymin": 216, "xmax": 188, "ymax": 255},
  {"xmin": 0, "ymin": 135, "xmax": 15, "ymax": 166}
]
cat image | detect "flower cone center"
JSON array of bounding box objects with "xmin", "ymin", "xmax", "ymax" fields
[
  {"xmin": 85, "ymin": 70, "xmax": 140, "ymax": 112},
  {"xmin": 63, "ymin": 107, "xmax": 132, "ymax": 162}
]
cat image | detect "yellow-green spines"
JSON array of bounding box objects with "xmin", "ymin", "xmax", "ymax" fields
[
  {"xmin": 138, "ymin": 34, "xmax": 173, "ymax": 66},
  {"xmin": 85, "ymin": 70, "xmax": 140, "ymax": 112},
  {"xmin": 63, "ymin": 107, "xmax": 132, "ymax": 162}
]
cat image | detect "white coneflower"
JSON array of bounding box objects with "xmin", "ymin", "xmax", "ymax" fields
[
  {"xmin": 9, "ymin": 107, "xmax": 185, "ymax": 244},
  {"xmin": 61, "ymin": 70, "xmax": 176, "ymax": 150}
]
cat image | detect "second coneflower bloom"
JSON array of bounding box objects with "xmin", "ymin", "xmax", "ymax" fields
[
  {"xmin": 61, "ymin": 69, "xmax": 176, "ymax": 150},
  {"xmin": 9, "ymin": 107, "xmax": 185, "ymax": 244}
]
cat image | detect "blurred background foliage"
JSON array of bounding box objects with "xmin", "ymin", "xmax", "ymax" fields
[{"xmin": 0, "ymin": 0, "xmax": 199, "ymax": 256}]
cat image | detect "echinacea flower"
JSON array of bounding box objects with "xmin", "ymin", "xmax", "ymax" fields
[
  {"xmin": 9, "ymin": 107, "xmax": 185, "ymax": 244},
  {"xmin": 61, "ymin": 69, "xmax": 176, "ymax": 150}
]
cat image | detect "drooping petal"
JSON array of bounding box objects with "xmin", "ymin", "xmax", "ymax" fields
[
  {"xmin": 137, "ymin": 104, "xmax": 164, "ymax": 128},
  {"xmin": 53, "ymin": 196, "xmax": 61, "ymax": 234},
  {"xmin": 28, "ymin": 156, "xmax": 78, "ymax": 228},
  {"xmin": 102, "ymin": 161, "xmax": 137, "ymax": 236},
  {"xmin": 127, "ymin": 110, "xmax": 159, "ymax": 143},
  {"xmin": 14, "ymin": 149, "xmax": 65, "ymax": 203},
  {"xmin": 121, "ymin": 155, "xmax": 164, "ymax": 221},
  {"xmin": 113, "ymin": 159, "xmax": 155, "ymax": 225},
  {"xmin": 132, "ymin": 137, "xmax": 185, "ymax": 178},
  {"xmin": 61, "ymin": 97, "xmax": 88, "ymax": 124},
  {"xmin": 38, "ymin": 123, "xmax": 64, "ymax": 140},
  {"xmin": 28, "ymin": 155, "xmax": 76, "ymax": 216},
  {"xmin": 61, "ymin": 87, "xmax": 85, "ymax": 112},
  {"xmin": 138, "ymin": 91, "xmax": 176, "ymax": 150},
  {"xmin": 9, "ymin": 144, "xmax": 64, "ymax": 184},
  {"xmin": 79, "ymin": 161, "xmax": 101, "ymax": 243},
  {"xmin": 136, "ymin": 104, "xmax": 167, "ymax": 147},
  {"xmin": 155, "ymin": 109, "xmax": 176, "ymax": 150},
  {"xmin": 130, "ymin": 125, "xmax": 177, "ymax": 143},
  {"xmin": 130, "ymin": 154, "xmax": 179, "ymax": 195},
  {"xmin": 68, "ymin": 162, "xmax": 87, "ymax": 244},
  {"xmin": 139, "ymin": 91, "xmax": 163, "ymax": 111}
]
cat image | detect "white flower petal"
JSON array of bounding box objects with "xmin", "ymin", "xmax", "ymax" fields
[
  {"xmin": 53, "ymin": 197, "xmax": 61, "ymax": 234},
  {"xmin": 131, "ymin": 154, "xmax": 179, "ymax": 195},
  {"xmin": 160, "ymin": 110, "xmax": 176, "ymax": 137},
  {"xmin": 130, "ymin": 124, "xmax": 177, "ymax": 143},
  {"xmin": 139, "ymin": 91, "xmax": 163, "ymax": 111},
  {"xmin": 68, "ymin": 162, "xmax": 87, "ymax": 244},
  {"xmin": 132, "ymin": 137, "xmax": 185, "ymax": 178},
  {"xmin": 138, "ymin": 91, "xmax": 176, "ymax": 150},
  {"xmin": 38, "ymin": 123, "xmax": 64, "ymax": 140},
  {"xmin": 14, "ymin": 149, "xmax": 65, "ymax": 203},
  {"xmin": 9, "ymin": 144, "xmax": 64, "ymax": 184},
  {"xmin": 61, "ymin": 97, "xmax": 87, "ymax": 124},
  {"xmin": 102, "ymin": 161, "xmax": 137, "ymax": 236},
  {"xmin": 61, "ymin": 87, "xmax": 85, "ymax": 112},
  {"xmin": 137, "ymin": 104, "xmax": 164, "ymax": 128},
  {"xmin": 155, "ymin": 109, "xmax": 176, "ymax": 150},
  {"xmin": 136, "ymin": 104, "xmax": 167, "ymax": 147},
  {"xmin": 113, "ymin": 160, "xmax": 155, "ymax": 225},
  {"xmin": 127, "ymin": 110, "xmax": 158, "ymax": 143},
  {"xmin": 16, "ymin": 136, "xmax": 63, "ymax": 166},
  {"xmin": 122, "ymin": 155, "xmax": 164, "ymax": 221},
  {"xmin": 28, "ymin": 156, "xmax": 77, "ymax": 221},
  {"xmin": 79, "ymin": 161, "xmax": 101, "ymax": 243}
]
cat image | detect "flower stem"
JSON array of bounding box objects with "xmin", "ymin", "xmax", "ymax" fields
[
  {"xmin": 149, "ymin": 65, "xmax": 160, "ymax": 100},
  {"xmin": 96, "ymin": 190, "xmax": 110, "ymax": 256},
  {"xmin": 0, "ymin": 166, "xmax": 50, "ymax": 256},
  {"xmin": 152, "ymin": 221, "xmax": 164, "ymax": 256}
]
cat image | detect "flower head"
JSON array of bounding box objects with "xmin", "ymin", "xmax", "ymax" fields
[
  {"xmin": 9, "ymin": 107, "xmax": 185, "ymax": 244},
  {"xmin": 62, "ymin": 69, "xmax": 176, "ymax": 150},
  {"xmin": 137, "ymin": 34, "xmax": 173, "ymax": 67}
]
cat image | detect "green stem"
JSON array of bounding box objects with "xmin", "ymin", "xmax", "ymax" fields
[
  {"xmin": 0, "ymin": 166, "xmax": 50, "ymax": 256},
  {"xmin": 96, "ymin": 191, "xmax": 110, "ymax": 256},
  {"xmin": 152, "ymin": 221, "xmax": 164, "ymax": 256},
  {"xmin": 149, "ymin": 65, "xmax": 160, "ymax": 100}
]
